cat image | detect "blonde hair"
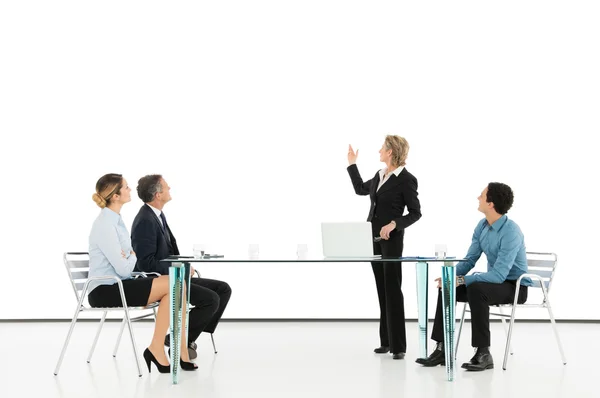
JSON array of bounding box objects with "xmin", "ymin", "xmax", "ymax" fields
[
  {"xmin": 385, "ymin": 135, "xmax": 409, "ymax": 167},
  {"xmin": 92, "ymin": 173, "xmax": 123, "ymax": 208}
]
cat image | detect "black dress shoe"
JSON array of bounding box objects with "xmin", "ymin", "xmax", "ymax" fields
[
  {"xmin": 461, "ymin": 349, "xmax": 479, "ymax": 369},
  {"xmin": 392, "ymin": 353, "xmax": 405, "ymax": 360},
  {"xmin": 374, "ymin": 346, "xmax": 390, "ymax": 354},
  {"xmin": 415, "ymin": 342, "xmax": 445, "ymax": 367},
  {"xmin": 463, "ymin": 351, "xmax": 494, "ymax": 371},
  {"xmin": 165, "ymin": 349, "xmax": 198, "ymax": 370},
  {"xmin": 165, "ymin": 335, "xmax": 198, "ymax": 360}
]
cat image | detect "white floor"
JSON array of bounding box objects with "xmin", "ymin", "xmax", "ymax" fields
[{"xmin": 0, "ymin": 320, "xmax": 593, "ymax": 398}]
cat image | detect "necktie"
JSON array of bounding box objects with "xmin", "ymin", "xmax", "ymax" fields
[
  {"xmin": 160, "ymin": 212, "xmax": 172, "ymax": 244},
  {"xmin": 159, "ymin": 212, "xmax": 168, "ymax": 231}
]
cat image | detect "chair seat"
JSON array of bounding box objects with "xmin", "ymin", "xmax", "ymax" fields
[{"xmin": 79, "ymin": 302, "xmax": 159, "ymax": 311}]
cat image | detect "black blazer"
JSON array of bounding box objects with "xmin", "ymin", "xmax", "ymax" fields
[
  {"xmin": 347, "ymin": 164, "xmax": 422, "ymax": 234},
  {"xmin": 131, "ymin": 204, "xmax": 180, "ymax": 275}
]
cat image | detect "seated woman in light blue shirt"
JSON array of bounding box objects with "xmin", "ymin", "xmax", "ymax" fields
[{"xmin": 88, "ymin": 173, "xmax": 197, "ymax": 373}]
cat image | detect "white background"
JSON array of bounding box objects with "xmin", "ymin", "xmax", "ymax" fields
[{"xmin": 1, "ymin": 1, "xmax": 598, "ymax": 320}]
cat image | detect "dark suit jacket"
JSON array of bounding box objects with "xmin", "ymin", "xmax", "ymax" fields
[
  {"xmin": 131, "ymin": 204, "xmax": 179, "ymax": 275},
  {"xmin": 347, "ymin": 164, "xmax": 422, "ymax": 236}
]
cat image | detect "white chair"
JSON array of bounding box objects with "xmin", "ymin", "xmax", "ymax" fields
[
  {"xmin": 455, "ymin": 251, "xmax": 567, "ymax": 370},
  {"xmin": 54, "ymin": 252, "xmax": 159, "ymax": 377}
]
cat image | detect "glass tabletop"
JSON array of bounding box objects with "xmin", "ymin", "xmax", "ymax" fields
[{"xmin": 160, "ymin": 255, "xmax": 465, "ymax": 263}]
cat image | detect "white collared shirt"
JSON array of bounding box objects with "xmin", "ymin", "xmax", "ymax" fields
[
  {"xmin": 147, "ymin": 204, "xmax": 164, "ymax": 227},
  {"xmin": 377, "ymin": 166, "xmax": 404, "ymax": 191}
]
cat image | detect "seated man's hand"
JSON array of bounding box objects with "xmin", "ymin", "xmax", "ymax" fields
[{"xmin": 435, "ymin": 277, "xmax": 462, "ymax": 288}]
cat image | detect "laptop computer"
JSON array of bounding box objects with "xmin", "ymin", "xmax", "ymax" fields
[{"xmin": 321, "ymin": 222, "xmax": 381, "ymax": 259}]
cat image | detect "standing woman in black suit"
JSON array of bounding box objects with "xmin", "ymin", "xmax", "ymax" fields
[{"xmin": 347, "ymin": 135, "xmax": 422, "ymax": 359}]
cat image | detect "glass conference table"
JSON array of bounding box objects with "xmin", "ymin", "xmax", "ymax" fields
[{"xmin": 160, "ymin": 256, "xmax": 464, "ymax": 384}]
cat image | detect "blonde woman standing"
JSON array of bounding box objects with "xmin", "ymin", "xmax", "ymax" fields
[{"xmin": 347, "ymin": 136, "xmax": 422, "ymax": 359}]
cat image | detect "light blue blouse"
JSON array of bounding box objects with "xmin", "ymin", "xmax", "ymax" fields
[{"xmin": 88, "ymin": 207, "xmax": 137, "ymax": 292}]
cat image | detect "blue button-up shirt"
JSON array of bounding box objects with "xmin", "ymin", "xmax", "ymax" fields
[
  {"xmin": 88, "ymin": 208, "xmax": 137, "ymax": 292},
  {"xmin": 457, "ymin": 215, "xmax": 532, "ymax": 286}
]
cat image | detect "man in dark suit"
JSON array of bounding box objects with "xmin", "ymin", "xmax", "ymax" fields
[
  {"xmin": 131, "ymin": 174, "xmax": 232, "ymax": 359},
  {"xmin": 347, "ymin": 135, "xmax": 422, "ymax": 359}
]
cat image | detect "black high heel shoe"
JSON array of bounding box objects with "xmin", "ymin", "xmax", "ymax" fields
[
  {"xmin": 180, "ymin": 359, "xmax": 198, "ymax": 371},
  {"xmin": 143, "ymin": 348, "xmax": 171, "ymax": 373}
]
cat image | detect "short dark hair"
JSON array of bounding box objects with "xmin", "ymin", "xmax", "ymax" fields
[
  {"xmin": 486, "ymin": 182, "xmax": 514, "ymax": 215},
  {"xmin": 137, "ymin": 174, "xmax": 163, "ymax": 203}
]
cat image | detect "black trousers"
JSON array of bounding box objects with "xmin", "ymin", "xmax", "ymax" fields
[
  {"xmin": 187, "ymin": 277, "xmax": 232, "ymax": 343},
  {"xmin": 431, "ymin": 281, "xmax": 528, "ymax": 348},
  {"xmin": 372, "ymin": 232, "xmax": 406, "ymax": 354}
]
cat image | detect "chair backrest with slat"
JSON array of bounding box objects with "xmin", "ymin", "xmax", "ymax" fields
[
  {"xmin": 63, "ymin": 252, "xmax": 90, "ymax": 302},
  {"xmin": 526, "ymin": 252, "xmax": 558, "ymax": 294}
]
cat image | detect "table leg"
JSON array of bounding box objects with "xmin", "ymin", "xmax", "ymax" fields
[
  {"xmin": 169, "ymin": 263, "xmax": 185, "ymax": 384},
  {"xmin": 441, "ymin": 263, "xmax": 456, "ymax": 381},
  {"xmin": 184, "ymin": 262, "xmax": 191, "ymax": 350},
  {"xmin": 416, "ymin": 261, "xmax": 429, "ymax": 359}
]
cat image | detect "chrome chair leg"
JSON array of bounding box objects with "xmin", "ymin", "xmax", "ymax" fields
[
  {"xmin": 455, "ymin": 303, "xmax": 467, "ymax": 359},
  {"xmin": 112, "ymin": 317, "xmax": 127, "ymax": 357},
  {"xmin": 211, "ymin": 333, "xmax": 218, "ymax": 354},
  {"xmin": 542, "ymin": 286, "xmax": 567, "ymax": 365},
  {"xmin": 54, "ymin": 299, "xmax": 86, "ymax": 375},
  {"xmin": 123, "ymin": 307, "xmax": 143, "ymax": 377},
  {"xmin": 498, "ymin": 306, "xmax": 514, "ymax": 355},
  {"xmin": 502, "ymin": 288, "xmax": 522, "ymax": 371},
  {"xmin": 87, "ymin": 311, "xmax": 107, "ymax": 363}
]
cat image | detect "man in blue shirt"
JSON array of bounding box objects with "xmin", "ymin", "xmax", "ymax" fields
[{"xmin": 417, "ymin": 182, "xmax": 531, "ymax": 371}]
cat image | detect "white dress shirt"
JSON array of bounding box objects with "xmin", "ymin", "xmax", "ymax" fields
[
  {"xmin": 147, "ymin": 204, "xmax": 163, "ymax": 227},
  {"xmin": 377, "ymin": 166, "xmax": 404, "ymax": 191}
]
